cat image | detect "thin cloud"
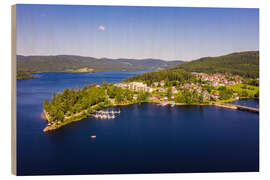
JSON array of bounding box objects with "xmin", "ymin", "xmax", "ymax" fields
[
  {"xmin": 98, "ymin": 25, "xmax": 105, "ymax": 31},
  {"xmin": 40, "ymin": 13, "xmax": 47, "ymax": 17}
]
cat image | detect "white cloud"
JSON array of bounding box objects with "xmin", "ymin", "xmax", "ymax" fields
[{"xmin": 98, "ymin": 25, "xmax": 105, "ymax": 31}]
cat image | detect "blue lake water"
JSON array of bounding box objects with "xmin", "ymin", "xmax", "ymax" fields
[
  {"xmin": 17, "ymin": 71, "xmax": 259, "ymax": 175},
  {"xmin": 231, "ymin": 99, "xmax": 259, "ymax": 109}
]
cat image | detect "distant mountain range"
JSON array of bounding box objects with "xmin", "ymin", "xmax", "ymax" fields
[
  {"xmin": 171, "ymin": 51, "xmax": 259, "ymax": 78},
  {"xmin": 17, "ymin": 55, "xmax": 184, "ymax": 73},
  {"xmin": 17, "ymin": 51, "xmax": 259, "ymax": 78}
]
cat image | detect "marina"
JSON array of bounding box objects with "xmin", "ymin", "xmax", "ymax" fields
[{"xmin": 93, "ymin": 109, "xmax": 121, "ymax": 119}]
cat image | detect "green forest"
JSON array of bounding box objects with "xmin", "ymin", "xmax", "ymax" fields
[
  {"xmin": 43, "ymin": 82, "xmax": 149, "ymax": 129},
  {"xmin": 171, "ymin": 51, "xmax": 259, "ymax": 78},
  {"xmin": 17, "ymin": 55, "xmax": 183, "ymax": 73},
  {"xmin": 123, "ymin": 70, "xmax": 197, "ymax": 86},
  {"xmin": 17, "ymin": 71, "xmax": 36, "ymax": 80}
]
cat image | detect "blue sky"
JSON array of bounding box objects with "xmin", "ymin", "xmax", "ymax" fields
[{"xmin": 16, "ymin": 4, "xmax": 259, "ymax": 61}]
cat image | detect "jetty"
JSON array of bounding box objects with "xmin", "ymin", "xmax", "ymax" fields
[
  {"xmin": 214, "ymin": 103, "xmax": 259, "ymax": 113},
  {"xmin": 234, "ymin": 104, "xmax": 259, "ymax": 113},
  {"xmin": 93, "ymin": 109, "xmax": 120, "ymax": 119}
]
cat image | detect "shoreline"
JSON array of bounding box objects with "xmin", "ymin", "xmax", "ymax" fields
[{"xmin": 42, "ymin": 98, "xmax": 258, "ymax": 132}]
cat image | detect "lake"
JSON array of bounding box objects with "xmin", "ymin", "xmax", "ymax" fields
[
  {"xmin": 17, "ymin": 71, "xmax": 259, "ymax": 175},
  {"xmin": 231, "ymin": 99, "xmax": 259, "ymax": 109}
]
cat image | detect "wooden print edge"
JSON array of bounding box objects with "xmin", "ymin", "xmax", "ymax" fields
[{"xmin": 11, "ymin": 4, "xmax": 17, "ymax": 175}]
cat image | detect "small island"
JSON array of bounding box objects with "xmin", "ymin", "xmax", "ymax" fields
[
  {"xmin": 42, "ymin": 70, "xmax": 259, "ymax": 132},
  {"xmin": 17, "ymin": 71, "xmax": 36, "ymax": 80}
]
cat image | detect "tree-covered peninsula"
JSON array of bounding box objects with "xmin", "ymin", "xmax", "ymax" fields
[
  {"xmin": 43, "ymin": 69, "xmax": 259, "ymax": 132},
  {"xmin": 43, "ymin": 81, "xmax": 149, "ymax": 132},
  {"xmin": 17, "ymin": 71, "xmax": 36, "ymax": 80}
]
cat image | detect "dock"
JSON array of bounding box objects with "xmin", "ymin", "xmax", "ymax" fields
[
  {"xmin": 214, "ymin": 103, "xmax": 259, "ymax": 113},
  {"xmin": 233, "ymin": 104, "xmax": 259, "ymax": 113},
  {"xmin": 93, "ymin": 109, "xmax": 121, "ymax": 119}
]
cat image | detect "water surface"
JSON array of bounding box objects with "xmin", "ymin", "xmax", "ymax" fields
[
  {"xmin": 231, "ymin": 99, "xmax": 259, "ymax": 109},
  {"xmin": 17, "ymin": 72, "xmax": 259, "ymax": 175}
]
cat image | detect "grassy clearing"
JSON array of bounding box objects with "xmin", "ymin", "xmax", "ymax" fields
[{"xmin": 228, "ymin": 83, "xmax": 259, "ymax": 97}]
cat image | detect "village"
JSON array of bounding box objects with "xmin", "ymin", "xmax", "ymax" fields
[
  {"xmin": 191, "ymin": 72, "xmax": 242, "ymax": 86},
  {"xmin": 114, "ymin": 72, "xmax": 244, "ymax": 105}
]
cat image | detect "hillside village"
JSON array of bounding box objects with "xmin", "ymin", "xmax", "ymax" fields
[{"xmin": 114, "ymin": 72, "xmax": 256, "ymax": 105}]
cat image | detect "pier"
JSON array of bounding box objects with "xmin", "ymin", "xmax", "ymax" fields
[
  {"xmin": 93, "ymin": 109, "xmax": 121, "ymax": 119},
  {"xmin": 214, "ymin": 103, "xmax": 259, "ymax": 113},
  {"xmin": 234, "ymin": 104, "xmax": 259, "ymax": 113}
]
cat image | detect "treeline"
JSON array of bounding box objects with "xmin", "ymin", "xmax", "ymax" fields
[
  {"xmin": 43, "ymin": 84, "xmax": 108, "ymax": 123},
  {"xmin": 107, "ymin": 85, "xmax": 148, "ymax": 103},
  {"xmin": 43, "ymin": 82, "xmax": 149, "ymax": 123},
  {"xmin": 244, "ymin": 79, "xmax": 259, "ymax": 86},
  {"xmin": 171, "ymin": 51, "xmax": 259, "ymax": 78},
  {"xmin": 17, "ymin": 55, "xmax": 183, "ymax": 73},
  {"xmin": 17, "ymin": 71, "xmax": 35, "ymax": 80},
  {"xmin": 174, "ymin": 89, "xmax": 205, "ymax": 104},
  {"xmin": 123, "ymin": 70, "xmax": 197, "ymax": 85}
]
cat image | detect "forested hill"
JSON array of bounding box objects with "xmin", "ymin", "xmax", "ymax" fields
[
  {"xmin": 123, "ymin": 70, "xmax": 196, "ymax": 84},
  {"xmin": 170, "ymin": 51, "xmax": 259, "ymax": 78},
  {"xmin": 17, "ymin": 55, "xmax": 183, "ymax": 73}
]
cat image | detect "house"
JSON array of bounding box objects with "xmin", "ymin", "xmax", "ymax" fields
[
  {"xmin": 236, "ymin": 79, "xmax": 242, "ymax": 84},
  {"xmin": 128, "ymin": 82, "xmax": 147, "ymax": 91},
  {"xmin": 228, "ymin": 81, "xmax": 236, "ymax": 86},
  {"xmin": 133, "ymin": 94, "xmax": 138, "ymax": 100},
  {"xmin": 160, "ymin": 96, "xmax": 169, "ymax": 105},
  {"xmin": 211, "ymin": 92, "xmax": 220, "ymax": 99},
  {"xmin": 202, "ymin": 90, "xmax": 210, "ymax": 100},
  {"xmin": 115, "ymin": 83, "xmax": 128, "ymax": 88},
  {"xmin": 202, "ymin": 90, "xmax": 209, "ymax": 97},
  {"xmin": 159, "ymin": 88, "xmax": 166, "ymax": 93},
  {"xmin": 147, "ymin": 87, "xmax": 154, "ymax": 93},
  {"xmin": 211, "ymin": 81, "xmax": 218, "ymax": 87},
  {"xmin": 150, "ymin": 94, "xmax": 161, "ymax": 101},
  {"xmin": 233, "ymin": 93, "xmax": 240, "ymax": 100},
  {"xmin": 181, "ymin": 83, "xmax": 190, "ymax": 89},
  {"xmin": 171, "ymin": 87, "xmax": 178, "ymax": 94},
  {"xmin": 160, "ymin": 80, "xmax": 165, "ymax": 86}
]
